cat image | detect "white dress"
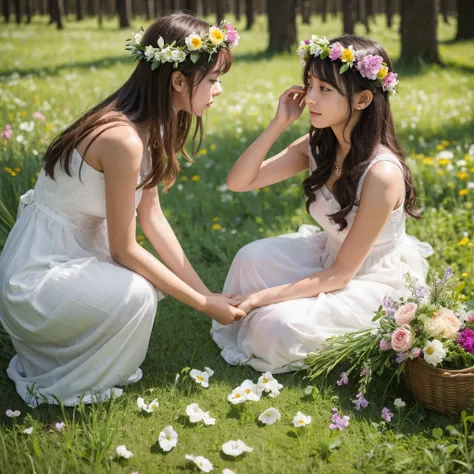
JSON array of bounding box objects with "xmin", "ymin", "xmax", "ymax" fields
[
  {"xmin": 211, "ymin": 150, "xmax": 434, "ymax": 373},
  {"xmin": 0, "ymin": 145, "xmax": 164, "ymax": 407}
]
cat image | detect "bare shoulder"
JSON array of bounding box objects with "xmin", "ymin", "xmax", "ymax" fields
[
  {"xmin": 293, "ymin": 133, "xmax": 310, "ymax": 155},
  {"xmin": 93, "ymin": 124, "xmax": 144, "ymax": 172}
]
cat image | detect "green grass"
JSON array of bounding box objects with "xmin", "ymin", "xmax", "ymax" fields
[{"xmin": 1, "ymin": 12, "xmax": 474, "ymax": 474}]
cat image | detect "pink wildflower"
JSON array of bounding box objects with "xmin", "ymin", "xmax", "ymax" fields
[
  {"xmin": 1, "ymin": 124, "xmax": 12, "ymax": 140},
  {"xmin": 328, "ymin": 42, "xmax": 344, "ymax": 60}
]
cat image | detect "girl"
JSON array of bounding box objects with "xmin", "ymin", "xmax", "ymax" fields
[
  {"xmin": 211, "ymin": 34, "xmax": 434, "ymax": 374},
  {"xmin": 0, "ymin": 12, "xmax": 244, "ymax": 407}
]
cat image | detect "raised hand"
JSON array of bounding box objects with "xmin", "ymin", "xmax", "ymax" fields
[{"xmin": 274, "ymin": 85, "xmax": 306, "ymax": 126}]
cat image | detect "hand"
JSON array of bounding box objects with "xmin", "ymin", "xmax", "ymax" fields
[
  {"xmin": 274, "ymin": 85, "xmax": 306, "ymax": 126},
  {"xmin": 202, "ymin": 295, "xmax": 247, "ymax": 326},
  {"xmin": 235, "ymin": 292, "xmax": 260, "ymax": 314}
]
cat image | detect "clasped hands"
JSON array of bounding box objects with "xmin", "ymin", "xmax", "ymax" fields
[{"xmin": 203, "ymin": 291, "xmax": 259, "ymax": 326}]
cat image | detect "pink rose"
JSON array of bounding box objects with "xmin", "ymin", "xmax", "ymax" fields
[
  {"xmin": 328, "ymin": 42, "xmax": 344, "ymax": 60},
  {"xmin": 394, "ymin": 303, "xmax": 417, "ymax": 326},
  {"xmin": 391, "ymin": 325, "xmax": 414, "ymax": 352}
]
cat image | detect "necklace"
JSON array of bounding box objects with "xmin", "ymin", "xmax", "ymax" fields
[{"xmin": 334, "ymin": 161, "xmax": 342, "ymax": 177}]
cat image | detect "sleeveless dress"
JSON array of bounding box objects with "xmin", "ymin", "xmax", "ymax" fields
[
  {"xmin": 211, "ymin": 149, "xmax": 434, "ymax": 374},
  {"xmin": 0, "ymin": 144, "xmax": 164, "ymax": 407}
]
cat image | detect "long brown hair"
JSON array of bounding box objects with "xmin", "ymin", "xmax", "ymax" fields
[
  {"xmin": 302, "ymin": 34, "xmax": 420, "ymax": 231},
  {"xmin": 43, "ymin": 11, "xmax": 232, "ymax": 190}
]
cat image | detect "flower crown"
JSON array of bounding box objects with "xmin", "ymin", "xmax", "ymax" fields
[
  {"xmin": 126, "ymin": 20, "xmax": 239, "ymax": 70},
  {"xmin": 297, "ymin": 35, "xmax": 399, "ymax": 95}
]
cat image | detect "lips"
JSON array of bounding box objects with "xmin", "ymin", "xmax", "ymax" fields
[{"xmin": 309, "ymin": 110, "xmax": 321, "ymax": 116}]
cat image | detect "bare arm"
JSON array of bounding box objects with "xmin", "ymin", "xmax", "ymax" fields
[
  {"xmin": 137, "ymin": 186, "xmax": 212, "ymax": 296},
  {"xmin": 227, "ymin": 85, "xmax": 309, "ymax": 192},
  {"xmin": 239, "ymin": 161, "xmax": 405, "ymax": 310},
  {"xmin": 96, "ymin": 127, "xmax": 245, "ymax": 325}
]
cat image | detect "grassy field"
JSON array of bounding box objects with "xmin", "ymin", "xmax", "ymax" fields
[{"xmin": 1, "ymin": 12, "xmax": 474, "ymax": 474}]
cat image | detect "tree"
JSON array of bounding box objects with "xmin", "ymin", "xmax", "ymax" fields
[
  {"xmin": 118, "ymin": 0, "xmax": 131, "ymax": 27},
  {"xmin": 320, "ymin": 0, "xmax": 327, "ymax": 22},
  {"xmin": 385, "ymin": 0, "xmax": 393, "ymax": 28},
  {"xmin": 234, "ymin": 0, "xmax": 241, "ymax": 21},
  {"xmin": 216, "ymin": 0, "xmax": 225, "ymax": 24},
  {"xmin": 51, "ymin": 0, "xmax": 65, "ymax": 29},
  {"xmin": 25, "ymin": 0, "xmax": 31, "ymax": 23},
  {"xmin": 456, "ymin": 0, "xmax": 474, "ymax": 40},
  {"xmin": 14, "ymin": 0, "xmax": 21, "ymax": 24},
  {"xmin": 3, "ymin": 0, "xmax": 11, "ymax": 22},
  {"xmin": 245, "ymin": 0, "xmax": 254, "ymax": 30},
  {"xmin": 342, "ymin": 0, "xmax": 355, "ymax": 34},
  {"xmin": 76, "ymin": 0, "xmax": 83, "ymax": 21},
  {"xmin": 400, "ymin": 0, "xmax": 440, "ymax": 64},
  {"xmin": 267, "ymin": 0, "xmax": 297, "ymax": 54},
  {"xmin": 301, "ymin": 0, "xmax": 311, "ymax": 24}
]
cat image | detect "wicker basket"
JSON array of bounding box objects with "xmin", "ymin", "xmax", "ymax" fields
[{"xmin": 404, "ymin": 357, "xmax": 474, "ymax": 415}]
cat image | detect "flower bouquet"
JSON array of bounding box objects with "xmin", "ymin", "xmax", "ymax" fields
[{"xmin": 305, "ymin": 269, "xmax": 474, "ymax": 415}]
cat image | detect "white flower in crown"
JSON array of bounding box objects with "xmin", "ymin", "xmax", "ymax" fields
[
  {"xmin": 208, "ymin": 26, "xmax": 225, "ymax": 45},
  {"xmin": 133, "ymin": 31, "xmax": 144, "ymax": 45},
  {"xmin": 161, "ymin": 46, "xmax": 174, "ymax": 63},
  {"xmin": 145, "ymin": 45, "xmax": 156, "ymax": 60},
  {"xmin": 172, "ymin": 49, "xmax": 186, "ymax": 63},
  {"xmin": 297, "ymin": 40, "xmax": 308, "ymax": 58},
  {"xmin": 185, "ymin": 33, "xmax": 203, "ymax": 51}
]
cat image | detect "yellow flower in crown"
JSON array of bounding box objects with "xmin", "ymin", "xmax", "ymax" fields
[
  {"xmin": 341, "ymin": 46, "xmax": 355, "ymax": 64},
  {"xmin": 185, "ymin": 33, "xmax": 203, "ymax": 51},
  {"xmin": 209, "ymin": 26, "xmax": 224, "ymax": 45},
  {"xmin": 377, "ymin": 66, "xmax": 388, "ymax": 80}
]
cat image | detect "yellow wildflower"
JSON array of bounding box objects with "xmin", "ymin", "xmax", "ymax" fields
[
  {"xmin": 192, "ymin": 175, "xmax": 200, "ymax": 182},
  {"xmin": 341, "ymin": 47, "xmax": 355, "ymax": 63},
  {"xmin": 210, "ymin": 144, "xmax": 216, "ymax": 151},
  {"xmin": 436, "ymin": 144, "xmax": 444, "ymax": 151},
  {"xmin": 457, "ymin": 172, "xmax": 468, "ymax": 179},
  {"xmin": 441, "ymin": 140, "xmax": 450, "ymax": 146},
  {"xmin": 20, "ymin": 111, "xmax": 27, "ymax": 118},
  {"xmin": 14, "ymin": 167, "xmax": 20, "ymax": 172},
  {"xmin": 199, "ymin": 148, "xmax": 207, "ymax": 156},
  {"xmin": 439, "ymin": 159, "xmax": 450, "ymax": 165},
  {"xmin": 377, "ymin": 66, "xmax": 388, "ymax": 80},
  {"xmin": 5, "ymin": 167, "xmax": 12, "ymax": 172},
  {"xmin": 438, "ymin": 170, "xmax": 445, "ymax": 176},
  {"xmin": 212, "ymin": 223, "xmax": 222, "ymax": 231},
  {"xmin": 468, "ymin": 243, "xmax": 473, "ymax": 248},
  {"xmin": 459, "ymin": 189, "xmax": 468, "ymax": 196},
  {"xmin": 462, "ymin": 272, "xmax": 468, "ymax": 277},
  {"xmin": 31, "ymin": 178, "xmax": 36, "ymax": 184},
  {"xmin": 181, "ymin": 176, "xmax": 188, "ymax": 182},
  {"xmin": 263, "ymin": 187, "xmax": 270, "ymax": 192},
  {"xmin": 213, "ymin": 217, "xmax": 220, "ymax": 222},
  {"xmin": 448, "ymin": 183, "xmax": 455, "ymax": 189},
  {"xmin": 457, "ymin": 237, "xmax": 469, "ymax": 246},
  {"xmin": 471, "ymin": 167, "xmax": 474, "ymax": 172},
  {"xmin": 423, "ymin": 158, "xmax": 433, "ymax": 165},
  {"xmin": 464, "ymin": 154, "xmax": 471, "ymax": 162},
  {"xmin": 10, "ymin": 171, "xmax": 16, "ymax": 177},
  {"xmin": 45, "ymin": 124, "xmax": 52, "ymax": 131}
]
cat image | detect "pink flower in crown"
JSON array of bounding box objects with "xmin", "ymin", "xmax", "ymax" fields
[
  {"xmin": 1, "ymin": 124, "xmax": 12, "ymax": 140},
  {"xmin": 224, "ymin": 22, "xmax": 239, "ymax": 46},
  {"xmin": 328, "ymin": 42, "xmax": 344, "ymax": 60},
  {"xmin": 382, "ymin": 72, "xmax": 398, "ymax": 92},
  {"xmin": 304, "ymin": 39, "xmax": 310, "ymax": 44},
  {"xmin": 356, "ymin": 54, "xmax": 384, "ymax": 80}
]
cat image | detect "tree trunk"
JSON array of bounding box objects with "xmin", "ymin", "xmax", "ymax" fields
[
  {"xmin": 25, "ymin": 0, "xmax": 31, "ymax": 22},
  {"xmin": 358, "ymin": 0, "xmax": 370, "ymax": 33},
  {"xmin": 342, "ymin": 0, "xmax": 355, "ymax": 34},
  {"xmin": 76, "ymin": 0, "xmax": 83, "ymax": 20},
  {"xmin": 331, "ymin": 0, "xmax": 338, "ymax": 16},
  {"xmin": 202, "ymin": 0, "xmax": 209, "ymax": 15},
  {"xmin": 440, "ymin": 0, "xmax": 449, "ymax": 24},
  {"xmin": 301, "ymin": 0, "xmax": 311, "ymax": 23},
  {"xmin": 456, "ymin": 0, "xmax": 474, "ymax": 40},
  {"xmin": 51, "ymin": 0, "xmax": 65, "ymax": 28},
  {"xmin": 216, "ymin": 0, "xmax": 225, "ymax": 23},
  {"xmin": 14, "ymin": 0, "xmax": 21, "ymax": 23},
  {"xmin": 3, "ymin": 0, "xmax": 10, "ymax": 22},
  {"xmin": 366, "ymin": 0, "xmax": 373, "ymax": 22},
  {"xmin": 146, "ymin": 0, "xmax": 155, "ymax": 18},
  {"xmin": 118, "ymin": 0, "xmax": 131, "ymax": 27},
  {"xmin": 98, "ymin": 0, "xmax": 104, "ymax": 25},
  {"xmin": 267, "ymin": 0, "xmax": 297, "ymax": 54},
  {"xmin": 86, "ymin": 0, "xmax": 95, "ymax": 15},
  {"xmin": 321, "ymin": 0, "xmax": 327, "ymax": 22},
  {"xmin": 385, "ymin": 0, "xmax": 392, "ymax": 28},
  {"xmin": 245, "ymin": 0, "xmax": 254, "ymax": 29},
  {"xmin": 400, "ymin": 0, "xmax": 440, "ymax": 63},
  {"xmin": 235, "ymin": 0, "xmax": 241, "ymax": 21}
]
